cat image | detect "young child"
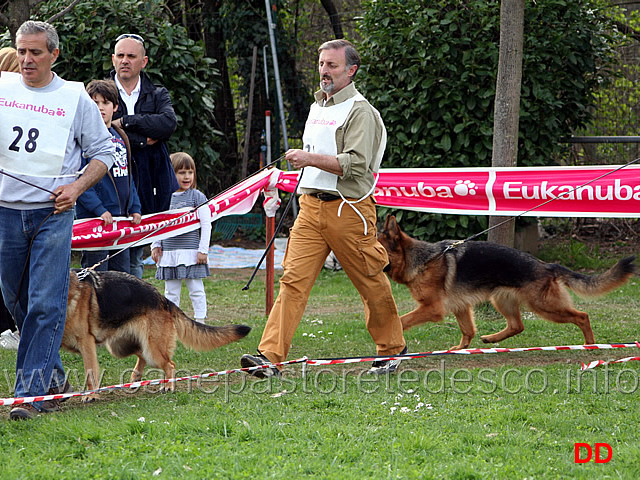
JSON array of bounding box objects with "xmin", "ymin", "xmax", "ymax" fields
[
  {"xmin": 76, "ymin": 79, "xmax": 142, "ymax": 273},
  {"xmin": 151, "ymin": 152, "xmax": 211, "ymax": 322}
]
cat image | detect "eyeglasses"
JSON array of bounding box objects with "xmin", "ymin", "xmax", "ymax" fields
[{"xmin": 115, "ymin": 34, "xmax": 145, "ymax": 45}]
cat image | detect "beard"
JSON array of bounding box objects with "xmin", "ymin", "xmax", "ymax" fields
[{"xmin": 319, "ymin": 76, "xmax": 334, "ymax": 94}]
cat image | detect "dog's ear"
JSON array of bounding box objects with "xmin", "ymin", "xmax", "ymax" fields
[
  {"xmin": 387, "ymin": 215, "xmax": 401, "ymax": 239},
  {"xmin": 383, "ymin": 214, "xmax": 391, "ymax": 232}
]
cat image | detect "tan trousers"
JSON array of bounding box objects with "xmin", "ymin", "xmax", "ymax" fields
[{"xmin": 258, "ymin": 194, "xmax": 406, "ymax": 363}]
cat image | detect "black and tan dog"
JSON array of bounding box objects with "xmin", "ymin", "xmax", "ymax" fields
[
  {"xmin": 379, "ymin": 215, "xmax": 636, "ymax": 350},
  {"xmin": 63, "ymin": 270, "xmax": 250, "ymax": 400}
]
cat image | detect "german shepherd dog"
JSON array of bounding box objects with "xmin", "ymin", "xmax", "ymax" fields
[
  {"xmin": 378, "ymin": 215, "xmax": 636, "ymax": 350},
  {"xmin": 62, "ymin": 270, "xmax": 250, "ymax": 401}
]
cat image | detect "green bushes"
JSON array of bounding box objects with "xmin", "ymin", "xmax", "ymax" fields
[
  {"xmin": 358, "ymin": 0, "xmax": 623, "ymax": 240},
  {"xmin": 35, "ymin": 0, "xmax": 223, "ymax": 194}
]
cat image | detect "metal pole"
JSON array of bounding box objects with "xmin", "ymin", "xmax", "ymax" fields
[
  {"xmin": 264, "ymin": 0, "xmax": 297, "ymax": 217},
  {"xmin": 241, "ymin": 46, "xmax": 258, "ymax": 178},
  {"xmin": 265, "ymin": 110, "xmax": 271, "ymax": 167},
  {"xmin": 265, "ymin": 0, "xmax": 289, "ymax": 153}
]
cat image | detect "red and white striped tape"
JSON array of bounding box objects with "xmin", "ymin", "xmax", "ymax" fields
[
  {"xmin": 3, "ymin": 342, "xmax": 639, "ymax": 407},
  {"xmin": 581, "ymin": 342, "xmax": 640, "ymax": 370},
  {"xmin": 306, "ymin": 342, "xmax": 639, "ymax": 366},
  {"xmin": 581, "ymin": 357, "xmax": 640, "ymax": 371},
  {"xmin": 0, "ymin": 357, "xmax": 308, "ymax": 407}
]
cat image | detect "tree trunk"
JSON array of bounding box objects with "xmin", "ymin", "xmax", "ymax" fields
[
  {"xmin": 320, "ymin": 0, "xmax": 344, "ymax": 39},
  {"xmin": 202, "ymin": 0, "xmax": 239, "ymax": 188},
  {"xmin": 3, "ymin": 0, "xmax": 46, "ymax": 42},
  {"xmin": 487, "ymin": 0, "xmax": 525, "ymax": 247}
]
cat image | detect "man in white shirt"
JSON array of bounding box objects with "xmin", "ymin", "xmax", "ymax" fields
[
  {"xmin": 109, "ymin": 34, "xmax": 178, "ymax": 277},
  {"xmin": 0, "ymin": 20, "xmax": 115, "ymax": 420}
]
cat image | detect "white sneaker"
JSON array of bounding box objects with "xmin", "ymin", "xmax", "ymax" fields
[{"xmin": 0, "ymin": 329, "xmax": 19, "ymax": 350}]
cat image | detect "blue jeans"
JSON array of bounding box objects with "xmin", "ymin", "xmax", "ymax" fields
[
  {"xmin": 81, "ymin": 248, "xmax": 130, "ymax": 273},
  {"xmin": 0, "ymin": 207, "xmax": 71, "ymax": 410},
  {"xmin": 129, "ymin": 245, "xmax": 144, "ymax": 279}
]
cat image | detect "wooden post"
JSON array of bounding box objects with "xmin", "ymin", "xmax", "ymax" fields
[
  {"xmin": 488, "ymin": 0, "xmax": 525, "ymax": 247},
  {"xmin": 265, "ymin": 216, "xmax": 275, "ymax": 315}
]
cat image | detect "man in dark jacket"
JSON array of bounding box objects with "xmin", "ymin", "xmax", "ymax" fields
[{"xmin": 110, "ymin": 33, "xmax": 179, "ymax": 277}]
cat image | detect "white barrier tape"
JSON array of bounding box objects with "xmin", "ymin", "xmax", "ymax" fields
[
  {"xmin": 0, "ymin": 357, "xmax": 308, "ymax": 407},
  {"xmin": 3, "ymin": 342, "xmax": 639, "ymax": 407},
  {"xmin": 581, "ymin": 357, "xmax": 640, "ymax": 370},
  {"xmin": 306, "ymin": 342, "xmax": 640, "ymax": 366},
  {"xmin": 580, "ymin": 342, "xmax": 640, "ymax": 370}
]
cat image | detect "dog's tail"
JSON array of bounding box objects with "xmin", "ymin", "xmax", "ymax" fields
[
  {"xmin": 554, "ymin": 255, "xmax": 636, "ymax": 297},
  {"xmin": 172, "ymin": 306, "xmax": 251, "ymax": 351}
]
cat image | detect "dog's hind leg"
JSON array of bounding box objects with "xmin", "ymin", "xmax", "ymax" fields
[
  {"xmin": 528, "ymin": 301, "xmax": 594, "ymax": 344},
  {"xmin": 481, "ymin": 296, "xmax": 525, "ymax": 344},
  {"xmin": 527, "ymin": 283, "xmax": 595, "ymax": 344},
  {"xmin": 451, "ymin": 306, "xmax": 476, "ymax": 350}
]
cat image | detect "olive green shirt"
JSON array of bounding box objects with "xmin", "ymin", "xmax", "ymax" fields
[{"xmin": 300, "ymin": 82, "xmax": 384, "ymax": 199}]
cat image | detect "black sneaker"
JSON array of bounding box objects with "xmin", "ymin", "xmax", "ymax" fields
[
  {"xmin": 240, "ymin": 353, "xmax": 281, "ymax": 378},
  {"xmin": 367, "ymin": 346, "xmax": 408, "ymax": 375}
]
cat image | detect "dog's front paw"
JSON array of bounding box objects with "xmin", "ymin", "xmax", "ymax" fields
[
  {"xmin": 81, "ymin": 394, "xmax": 99, "ymax": 403},
  {"xmin": 160, "ymin": 384, "xmax": 175, "ymax": 394}
]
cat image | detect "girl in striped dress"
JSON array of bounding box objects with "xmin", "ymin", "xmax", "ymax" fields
[{"xmin": 151, "ymin": 152, "xmax": 211, "ymax": 322}]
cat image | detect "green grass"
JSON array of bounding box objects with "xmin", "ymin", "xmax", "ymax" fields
[{"xmin": 1, "ymin": 253, "xmax": 640, "ymax": 479}]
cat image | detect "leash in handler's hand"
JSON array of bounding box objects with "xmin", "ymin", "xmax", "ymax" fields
[
  {"xmin": 242, "ymin": 167, "xmax": 304, "ymax": 291},
  {"xmin": 0, "ymin": 169, "xmax": 61, "ymax": 197}
]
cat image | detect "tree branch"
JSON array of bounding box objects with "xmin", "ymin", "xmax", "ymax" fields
[
  {"xmin": 614, "ymin": 20, "xmax": 640, "ymax": 43},
  {"xmin": 44, "ymin": 0, "xmax": 82, "ymax": 24},
  {"xmin": 28, "ymin": 0, "xmax": 46, "ymax": 9}
]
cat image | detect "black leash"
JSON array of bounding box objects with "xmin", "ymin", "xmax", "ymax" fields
[
  {"xmin": 0, "ymin": 169, "xmax": 60, "ymax": 197},
  {"xmin": 242, "ymin": 168, "xmax": 304, "ymax": 291}
]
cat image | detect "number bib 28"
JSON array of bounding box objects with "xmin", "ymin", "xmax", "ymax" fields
[{"xmin": 0, "ymin": 72, "xmax": 82, "ymax": 177}]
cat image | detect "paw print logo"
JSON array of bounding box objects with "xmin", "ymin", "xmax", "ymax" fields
[
  {"xmin": 454, "ymin": 180, "xmax": 477, "ymax": 196},
  {"xmin": 56, "ymin": 108, "xmax": 65, "ymax": 117}
]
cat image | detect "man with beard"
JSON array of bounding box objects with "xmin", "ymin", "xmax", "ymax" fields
[{"xmin": 241, "ymin": 39, "xmax": 406, "ymax": 377}]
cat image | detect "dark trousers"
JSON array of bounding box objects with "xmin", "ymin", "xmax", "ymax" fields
[{"xmin": 0, "ymin": 296, "xmax": 15, "ymax": 332}]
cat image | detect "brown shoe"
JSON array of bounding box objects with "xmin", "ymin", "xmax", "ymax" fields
[
  {"xmin": 42, "ymin": 380, "xmax": 71, "ymax": 412},
  {"xmin": 10, "ymin": 403, "xmax": 39, "ymax": 420},
  {"xmin": 41, "ymin": 398, "xmax": 61, "ymax": 413},
  {"xmin": 49, "ymin": 379, "xmax": 71, "ymax": 395}
]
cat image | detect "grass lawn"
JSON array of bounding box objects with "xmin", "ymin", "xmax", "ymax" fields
[{"xmin": 1, "ymin": 245, "xmax": 639, "ymax": 479}]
